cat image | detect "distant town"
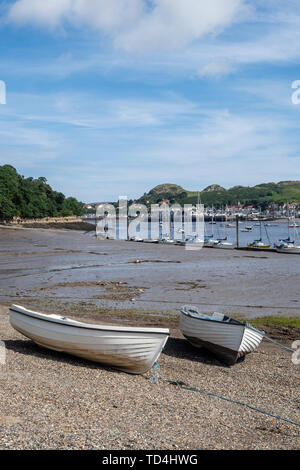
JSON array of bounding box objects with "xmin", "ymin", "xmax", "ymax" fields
[{"xmin": 83, "ymin": 181, "xmax": 300, "ymax": 221}]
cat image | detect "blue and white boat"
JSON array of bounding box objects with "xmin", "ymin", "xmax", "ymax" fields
[{"xmin": 180, "ymin": 305, "xmax": 264, "ymax": 365}]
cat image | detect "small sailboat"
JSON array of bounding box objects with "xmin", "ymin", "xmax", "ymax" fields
[
  {"xmin": 275, "ymin": 242, "xmax": 300, "ymax": 253},
  {"xmin": 288, "ymin": 216, "xmax": 300, "ymax": 228},
  {"xmin": 275, "ymin": 240, "xmax": 300, "ymax": 254},
  {"xmin": 248, "ymin": 239, "xmax": 271, "ymax": 249},
  {"xmin": 160, "ymin": 236, "xmax": 175, "ymax": 244},
  {"xmin": 9, "ymin": 304, "xmax": 169, "ymax": 374},
  {"xmin": 275, "ymin": 221, "xmax": 300, "ymax": 254},
  {"xmin": 212, "ymin": 217, "xmax": 234, "ymax": 248},
  {"xmin": 180, "ymin": 305, "xmax": 264, "ymax": 365},
  {"xmin": 181, "ymin": 235, "xmax": 204, "ymax": 248},
  {"xmin": 247, "ymin": 222, "xmax": 270, "ymax": 249},
  {"xmin": 289, "ymin": 222, "xmax": 300, "ymax": 228},
  {"xmin": 203, "ymin": 237, "xmax": 219, "ymax": 247},
  {"xmin": 213, "ymin": 240, "xmax": 235, "ymax": 249},
  {"xmin": 203, "ymin": 217, "xmax": 218, "ymax": 246},
  {"xmin": 129, "ymin": 236, "xmax": 144, "ymax": 242},
  {"xmin": 241, "ymin": 225, "xmax": 253, "ymax": 232}
]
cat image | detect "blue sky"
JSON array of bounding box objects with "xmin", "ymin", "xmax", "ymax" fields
[{"xmin": 0, "ymin": 0, "xmax": 300, "ymax": 202}]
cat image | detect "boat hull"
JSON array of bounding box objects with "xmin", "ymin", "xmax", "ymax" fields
[
  {"xmin": 213, "ymin": 242, "xmax": 235, "ymax": 249},
  {"xmin": 248, "ymin": 244, "xmax": 270, "ymax": 249},
  {"xmin": 275, "ymin": 245, "xmax": 300, "ymax": 254},
  {"xmin": 9, "ymin": 305, "xmax": 169, "ymax": 374},
  {"xmin": 180, "ymin": 307, "xmax": 263, "ymax": 365}
]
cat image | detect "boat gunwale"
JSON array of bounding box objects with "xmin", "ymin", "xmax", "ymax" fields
[
  {"xmin": 9, "ymin": 305, "xmax": 170, "ymax": 336},
  {"xmin": 180, "ymin": 307, "xmax": 245, "ymax": 327}
]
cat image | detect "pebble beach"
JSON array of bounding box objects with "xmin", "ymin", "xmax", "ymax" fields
[{"xmin": 0, "ymin": 225, "xmax": 299, "ymax": 450}]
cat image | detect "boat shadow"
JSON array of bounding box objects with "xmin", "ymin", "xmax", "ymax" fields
[
  {"xmin": 5, "ymin": 337, "xmax": 245, "ymax": 370},
  {"xmin": 163, "ymin": 336, "xmax": 244, "ymax": 367},
  {"xmin": 4, "ymin": 339, "xmax": 125, "ymax": 373}
]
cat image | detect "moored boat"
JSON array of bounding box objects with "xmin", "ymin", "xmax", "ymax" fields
[
  {"xmin": 160, "ymin": 236, "xmax": 175, "ymax": 244},
  {"xmin": 9, "ymin": 304, "xmax": 170, "ymax": 374},
  {"xmin": 180, "ymin": 305, "xmax": 264, "ymax": 365},
  {"xmin": 225, "ymin": 223, "xmax": 235, "ymax": 228},
  {"xmin": 213, "ymin": 240, "xmax": 235, "ymax": 249},
  {"xmin": 203, "ymin": 236, "xmax": 219, "ymax": 247},
  {"xmin": 180, "ymin": 235, "xmax": 204, "ymax": 248},
  {"xmin": 129, "ymin": 236, "xmax": 144, "ymax": 242},
  {"xmin": 274, "ymin": 241, "xmax": 300, "ymax": 254},
  {"xmin": 247, "ymin": 239, "xmax": 271, "ymax": 249}
]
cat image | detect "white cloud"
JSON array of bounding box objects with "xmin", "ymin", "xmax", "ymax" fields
[
  {"xmin": 114, "ymin": 0, "xmax": 245, "ymax": 53},
  {"xmin": 8, "ymin": 0, "xmax": 73, "ymax": 28},
  {"xmin": 197, "ymin": 58, "xmax": 235, "ymax": 78},
  {"xmin": 2, "ymin": 89, "xmax": 300, "ymax": 200},
  {"xmin": 8, "ymin": 0, "xmax": 245, "ymax": 52}
]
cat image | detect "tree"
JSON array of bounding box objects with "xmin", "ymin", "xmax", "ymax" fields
[{"xmin": 0, "ymin": 165, "xmax": 84, "ymax": 220}]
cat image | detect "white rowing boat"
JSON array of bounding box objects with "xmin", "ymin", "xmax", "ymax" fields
[
  {"xmin": 180, "ymin": 305, "xmax": 264, "ymax": 365},
  {"xmin": 9, "ymin": 304, "xmax": 169, "ymax": 374}
]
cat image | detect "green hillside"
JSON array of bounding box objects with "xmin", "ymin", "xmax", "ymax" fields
[
  {"xmin": 0, "ymin": 165, "xmax": 84, "ymax": 221},
  {"xmin": 137, "ymin": 181, "xmax": 300, "ymax": 209}
]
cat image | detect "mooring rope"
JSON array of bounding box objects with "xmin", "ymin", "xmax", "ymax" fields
[
  {"xmin": 261, "ymin": 334, "xmax": 295, "ymax": 353},
  {"xmin": 246, "ymin": 323, "xmax": 296, "ymax": 353},
  {"xmin": 151, "ymin": 363, "xmax": 300, "ymax": 428}
]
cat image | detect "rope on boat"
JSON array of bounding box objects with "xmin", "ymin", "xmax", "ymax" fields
[{"xmin": 151, "ymin": 363, "xmax": 300, "ymax": 428}]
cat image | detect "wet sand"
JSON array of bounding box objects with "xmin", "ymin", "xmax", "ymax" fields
[
  {"xmin": 1, "ymin": 226, "xmax": 300, "ymax": 318},
  {"xmin": 0, "ymin": 227, "xmax": 299, "ymax": 450}
]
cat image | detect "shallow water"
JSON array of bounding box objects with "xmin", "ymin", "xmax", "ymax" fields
[{"xmin": 94, "ymin": 218, "xmax": 300, "ymax": 247}]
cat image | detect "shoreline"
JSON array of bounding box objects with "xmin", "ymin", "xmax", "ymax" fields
[{"xmin": 0, "ymin": 220, "xmax": 95, "ymax": 232}]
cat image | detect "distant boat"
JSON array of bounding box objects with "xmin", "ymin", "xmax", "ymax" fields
[
  {"xmin": 180, "ymin": 305, "xmax": 264, "ymax": 365},
  {"xmin": 289, "ymin": 222, "xmax": 300, "ymax": 228},
  {"xmin": 247, "ymin": 239, "xmax": 270, "ymax": 249},
  {"xmin": 241, "ymin": 226, "xmax": 253, "ymax": 232},
  {"xmin": 274, "ymin": 241, "xmax": 300, "ymax": 254},
  {"xmin": 213, "ymin": 240, "xmax": 235, "ymax": 249},
  {"xmin": 181, "ymin": 235, "xmax": 203, "ymax": 247},
  {"xmin": 9, "ymin": 305, "xmax": 169, "ymax": 375},
  {"xmin": 248, "ymin": 222, "xmax": 270, "ymax": 248},
  {"xmin": 129, "ymin": 236, "xmax": 144, "ymax": 242},
  {"xmin": 160, "ymin": 236, "xmax": 175, "ymax": 244},
  {"xmin": 275, "ymin": 221, "xmax": 300, "ymax": 253},
  {"xmin": 288, "ymin": 215, "xmax": 300, "ymax": 228},
  {"xmin": 204, "ymin": 237, "xmax": 219, "ymax": 247},
  {"xmin": 143, "ymin": 239, "xmax": 159, "ymax": 243}
]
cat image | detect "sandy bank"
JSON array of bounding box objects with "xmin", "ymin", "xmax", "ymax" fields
[{"xmin": 0, "ymin": 220, "xmax": 95, "ymax": 232}]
